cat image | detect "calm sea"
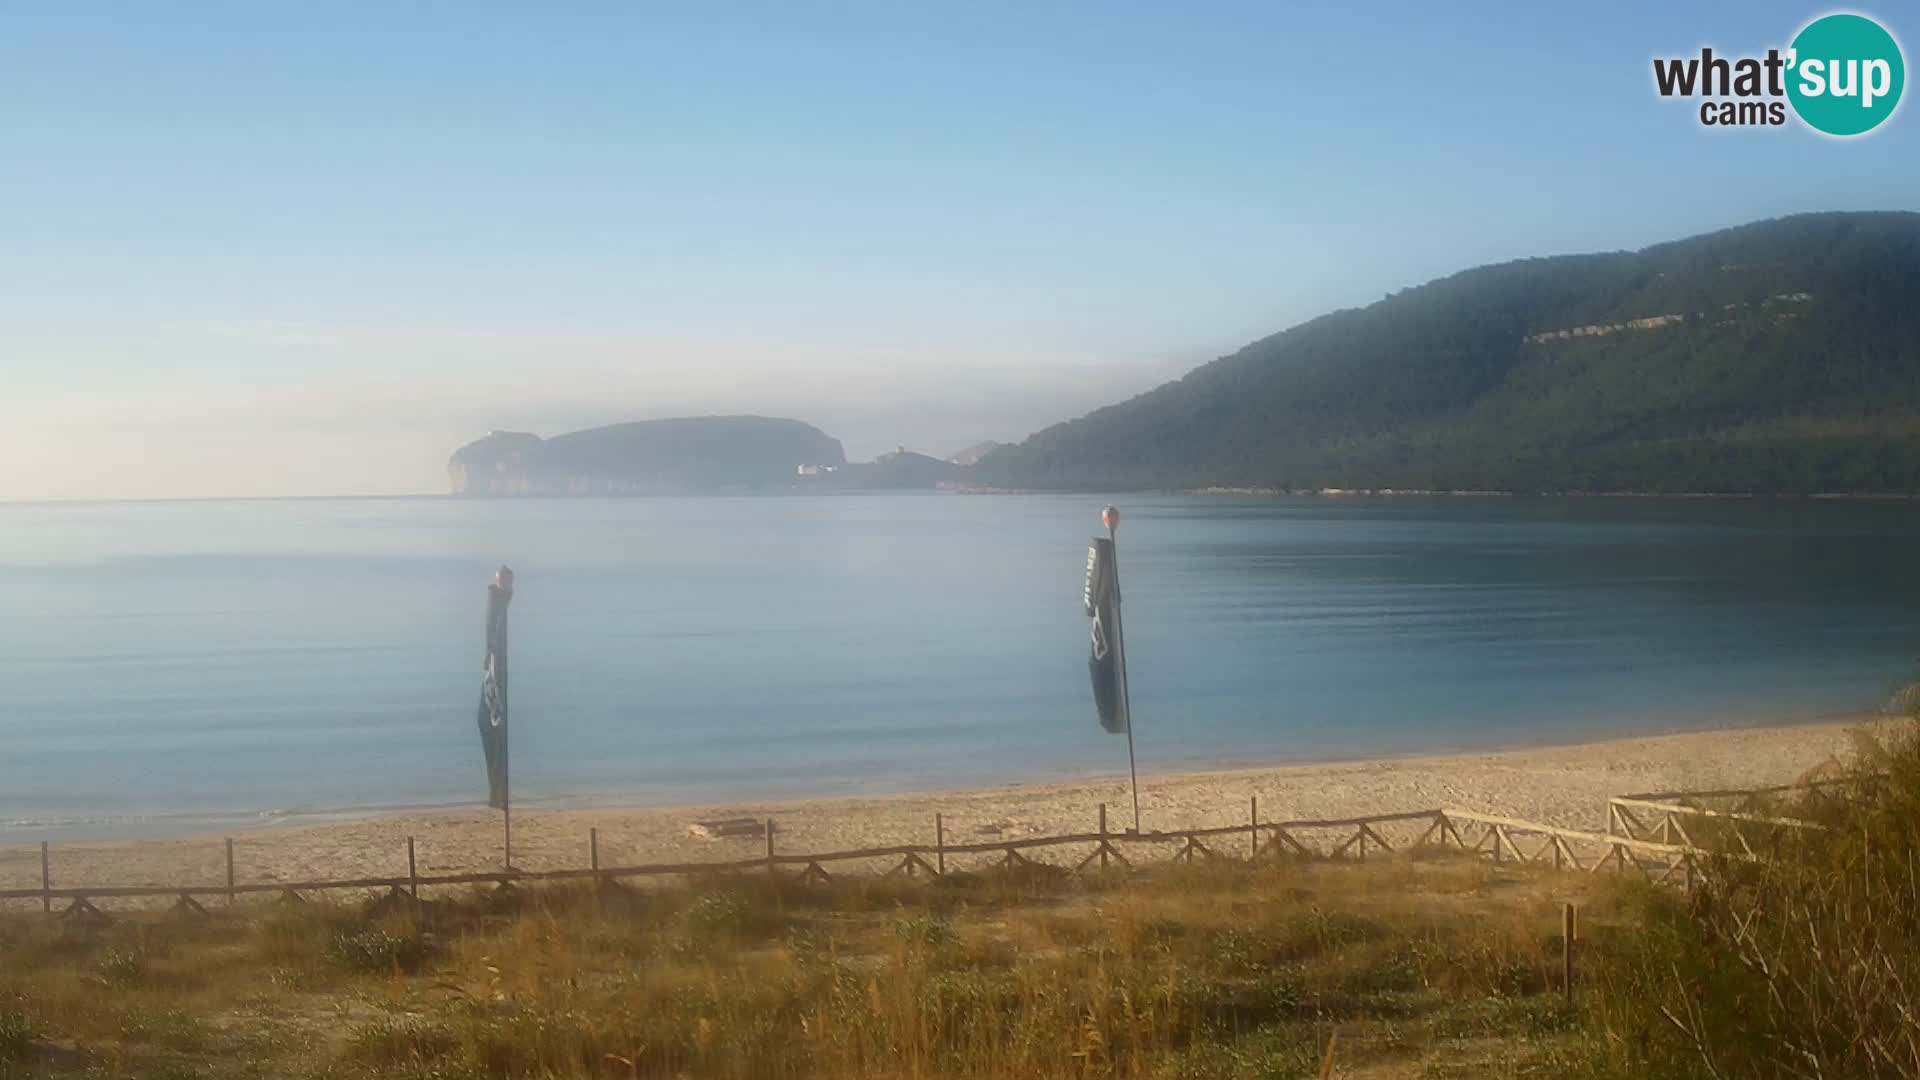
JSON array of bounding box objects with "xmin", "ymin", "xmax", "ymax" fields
[{"xmin": 4, "ymin": 494, "xmax": 1920, "ymax": 842}]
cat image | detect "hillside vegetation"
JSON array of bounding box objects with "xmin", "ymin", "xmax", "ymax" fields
[{"xmin": 982, "ymin": 212, "xmax": 1920, "ymax": 494}]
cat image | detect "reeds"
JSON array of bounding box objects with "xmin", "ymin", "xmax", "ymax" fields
[{"xmin": 1584, "ymin": 721, "xmax": 1920, "ymax": 1079}]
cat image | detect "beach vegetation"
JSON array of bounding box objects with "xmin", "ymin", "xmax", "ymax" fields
[
  {"xmin": 0, "ymin": 849, "xmax": 1619, "ymax": 1078},
  {"xmin": 1575, "ymin": 724, "xmax": 1920, "ymax": 1079},
  {"xmin": 9, "ymin": 731, "xmax": 1920, "ymax": 1080}
]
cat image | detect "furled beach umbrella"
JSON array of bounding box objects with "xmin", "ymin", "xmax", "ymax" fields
[
  {"xmin": 1084, "ymin": 505, "xmax": 1140, "ymax": 831},
  {"xmin": 477, "ymin": 566, "xmax": 513, "ymax": 812}
]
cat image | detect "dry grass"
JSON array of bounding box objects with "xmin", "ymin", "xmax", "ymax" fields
[
  {"xmin": 0, "ymin": 850, "xmax": 1640, "ymax": 1080},
  {"xmin": 1579, "ymin": 722, "xmax": 1920, "ymax": 1079}
]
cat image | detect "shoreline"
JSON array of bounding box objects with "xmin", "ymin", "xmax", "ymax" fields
[
  {"xmin": 14, "ymin": 489, "xmax": 1920, "ymax": 509},
  {"xmin": 0, "ymin": 716, "xmax": 1886, "ymax": 902},
  {"xmin": 3, "ymin": 708, "xmax": 1869, "ymax": 843},
  {"xmin": 1188, "ymin": 489, "xmax": 1920, "ymax": 500}
]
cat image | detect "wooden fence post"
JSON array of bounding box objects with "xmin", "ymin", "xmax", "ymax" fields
[
  {"xmin": 0, "ymin": 801, "xmax": 1736, "ymax": 909},
  {"xmin": 1562, "ymin": 902, "xmax": 1577, "ymax": 1002}
]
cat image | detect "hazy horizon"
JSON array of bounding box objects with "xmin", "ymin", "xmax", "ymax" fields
[{"xmin": 6, "ymin": 3, "xmax": 1919, "ymax": 501}]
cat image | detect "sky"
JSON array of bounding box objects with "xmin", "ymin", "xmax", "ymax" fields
[{"xmin": 2, "ymin": 3, "xmax": 1916, "ymax": 500}]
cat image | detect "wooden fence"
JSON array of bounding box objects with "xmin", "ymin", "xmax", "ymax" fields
[
  {"xmin": 1448, "ymin": 808, "xmax": 1723, "ymax": 886},
  {"xmin": 1605, "ymin": 797, "xmax": 1822, "ymax": 858},
  {"xmin": 1618, "ymin": 774, "xmax": 1873, "ymax": 816},
  {"xmin": 1, "ymin": 789, "xmax": 1754, "ymax": 921},
  {"xmin": 1601, "ymin": 775, "xmax": 1869, "ymax": 859}
]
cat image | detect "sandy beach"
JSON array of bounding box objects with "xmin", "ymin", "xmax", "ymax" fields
[{"xmin": 0, "ymin": 718, "xmax": 1885, "ymax": 904}]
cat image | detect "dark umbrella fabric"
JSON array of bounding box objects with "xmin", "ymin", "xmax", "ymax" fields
[
  {"xmin": 1084, "ymin": 537, "xmax": 1129, "ymax": 734},
  {"xmin": 477, "ymin": 580, "xmax": 511, "ymax": 809}
]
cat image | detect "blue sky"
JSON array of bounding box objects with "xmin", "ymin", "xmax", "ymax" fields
[{"xmin": 3, "ymin": 2, "xmax": 1915, "ymax": 499}]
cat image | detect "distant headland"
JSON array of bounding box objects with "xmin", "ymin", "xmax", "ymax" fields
[
  {"xmin": 447, "ymin": 416, "xmax": 991, "ymax": 495},
  {"xmin": 454, "ymin": 214, "xmax": 1920, "ymax": 499}
]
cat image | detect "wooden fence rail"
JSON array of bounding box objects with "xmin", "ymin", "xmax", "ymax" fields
[
  {"xmin": 1606, "ymin": 796, "xmax": 1823, "ymax": 858},
  {"xmin": 1443, "ymin": 808, "xmax": 1715, "ymax": 886},
  {"xmin": 1619, "ymin": 773, "xmax": 1878, "ymax": 813},
  {"xmin": 3, "ymin": 795, "xmax": 1749, "ymax": 920},
  {"xmin": 16, "ymin": 773, "xmax": 1859, "ymax": 918},
  {"xmin": 2, "ymin": 807, "xmax": 1448, "ymax": 904}
]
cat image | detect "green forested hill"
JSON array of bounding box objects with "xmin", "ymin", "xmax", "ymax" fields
[{"xmin": 981, "ymin": 212, "xmax": 1920, "ymax": 493}]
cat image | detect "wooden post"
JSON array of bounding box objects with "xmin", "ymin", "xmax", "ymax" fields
[
  {"xmin": 40, "ymin": 841, "xmax": 50, "ymax": 914},
  {"xmin": 225, "ymin": 838, "xmax": 236, "ymax": 907},
  {"xmin": 1562, "ymin": 902, "xmax": 1577, "ymax": 1002},
  {"xmin": 1098, "ymin": 803, "xmax": 1109, "ymax": 870},
  {"xmin": 935, "ymin": 814, "xmax": 945, "ymax": 876},
  {"xmin": 589, "ymin": 827, "xmax": 600, "ymax": 885},
  {"xmin": 407, "ymin": 837, "xmax": 419, "ymax": 901},
  {"xmin": 765, "ymin": 818, "xmax": 775, "ymax": 873},
  {"xmin": 1249, "ymin": 796, "xmax": 1259, "ymax": 859}
]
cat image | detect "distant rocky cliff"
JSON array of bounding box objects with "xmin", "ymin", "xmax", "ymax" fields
[{"xmin": 449, "ymin": 416, "xmax": 847, "ymax": 495}]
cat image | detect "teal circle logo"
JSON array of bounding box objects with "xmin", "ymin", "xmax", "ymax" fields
[{"xmin": 1787, "ymin": 13, "xmax": 1905, "ymax": 136}]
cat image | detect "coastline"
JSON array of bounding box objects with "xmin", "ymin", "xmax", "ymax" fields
[
  {"xmin": 17, "ymin": 488, "xmax": 1920, "ymax": 508},
  {"xmin": 0, "ymin": 717, "xmax": 1883, "ymax": 903}
]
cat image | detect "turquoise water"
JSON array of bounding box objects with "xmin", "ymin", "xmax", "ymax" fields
[{"xmin": 4, "ymin": 494, "xmax": 1920, "ymax": 841}]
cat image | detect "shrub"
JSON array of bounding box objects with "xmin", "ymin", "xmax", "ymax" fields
[
  {"xmin": 1588, "ymin": 723, "xmax": 1920, "ymax": 1079},
  {"xmin": 0, "ymin": 1003, "xmax": 34, "ymax": 1060},
  {"xmin": 96, "ymin": 946, "xmax": 146, "ymax": 985},
  {"xmin": 328, "ymin": 925, "xmax": 432, "ymax": 974},
  {"xmin": 683, "ymin": 890, "xmax": 749, "ymax": 936},
  {"xmin": 1279, "ymin": 906, "xmax": 1387, "ymax": 959},
  {"xmin": 894, "ymin": 913, "xmax": 954, "ymax": 947},
  {"xmin": 349, "ymin": 1015, "xmax": 458, "ymax": 1065}
]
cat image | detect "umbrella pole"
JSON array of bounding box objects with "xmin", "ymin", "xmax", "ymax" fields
[
  {"xmin": 1110, "ymin": 521, "xmax": 1140, "ymax": 834},
  {"xmin": 504, "ymin": 703, "xmax": 512, "ymax": 871}
]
